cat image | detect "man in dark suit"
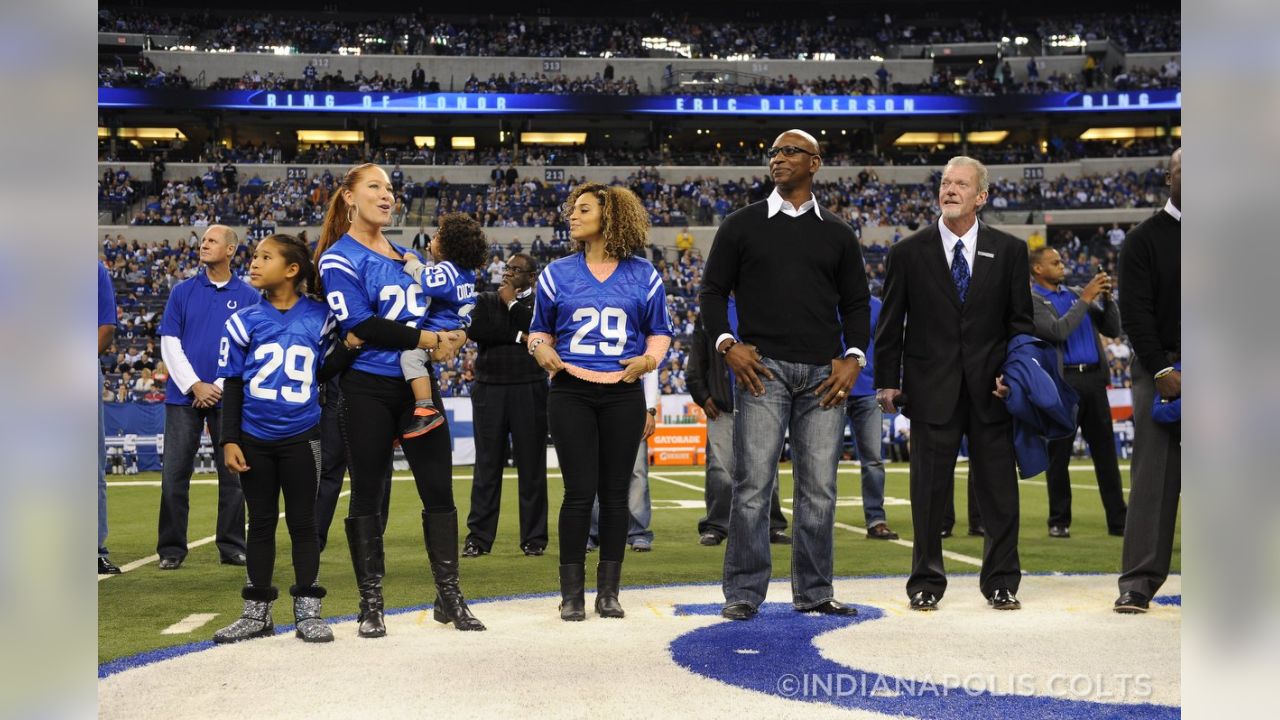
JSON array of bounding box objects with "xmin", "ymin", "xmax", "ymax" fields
[
  {"xmin": 875, "ymin": 156, "xmax": 1034, "ymax": 612},
  {"xmin": 1030, "ymin": 247, "xmax": 1128, "ymax": 538},
  {"xmin": 1114, "ymin": 148, "xmax": 1181, "ymax": 614},
  {"xmin": 462, "ymin": 253, "xmax": 550, "ymax": 557}
]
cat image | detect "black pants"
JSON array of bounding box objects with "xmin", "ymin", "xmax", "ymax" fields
[
  {"xmin": 239, "ymin": 432, "xmax": 322, "ymax": 591},
  {"xmin": 1046, "ymin": 368, "xmax": 1128, "ymax": 532},
  {"xmin": 340, "ymin": 369, "xmax": 454, "ymax": 520},
  {"xmin": 316, "ymin": 378, "xmax": 392, "ymax": 552},
  {"xmin": 157, "ymin": 404, "xmax": 245, "ymax": 561},
  {"xmin": 548, "ymin": 373, "xmax": 645, "ymax": 565},
  {"xmin": 942, "ymin": 468, "xmax": 981, "ymax": 534},
  {"xmin": 1118, "ymin": 357, "xmax": 1181, "ymax": 598},
  {"xmin": 466, "ymin": 380, "xmax": 549, "ymax": 551},
  {"xmin": 907, "ymin": 380, "xmax": 1021, "ymax": 600}
]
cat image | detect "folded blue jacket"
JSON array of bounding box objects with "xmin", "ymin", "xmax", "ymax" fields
[
  {"xmin": 1002, "ymin": 334, "xmax": 1079, "ymax": 478},
  {"xmin": 1152, "ymin": 361, "xmax": 1181, "ymax": 424}
]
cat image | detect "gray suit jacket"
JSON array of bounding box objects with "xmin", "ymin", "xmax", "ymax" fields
[{"xmin": 1030, "ymin": 284, "xmax": 1121, "ymax": 374}]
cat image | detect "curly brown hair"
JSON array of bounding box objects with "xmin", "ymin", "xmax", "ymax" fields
[
  {"xmin": 563, "ymin": 183, "xmax": 650, "ymax": 260},
  {"xmin": 434, "ymin": 212, "xmax": 489, "ymax": 270}
]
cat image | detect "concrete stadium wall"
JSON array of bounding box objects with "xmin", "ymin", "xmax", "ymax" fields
[{"xmin": 143, "ymin": 50, "xmax": 936, "ymax": 88}]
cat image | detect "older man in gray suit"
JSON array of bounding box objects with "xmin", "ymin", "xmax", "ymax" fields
[{"xmin": 1029, "ymin": 247, "xmax": 1128, "ymax": 539}]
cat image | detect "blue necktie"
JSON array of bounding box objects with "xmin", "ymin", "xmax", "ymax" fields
[{"xmin": 951, "ymin": 240, "xmax": 970, "ymax": 304}]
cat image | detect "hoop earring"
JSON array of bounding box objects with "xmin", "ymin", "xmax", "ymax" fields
[{"xmin": 346, "ymin": 205, "xmax": 358, "ymax": 224}]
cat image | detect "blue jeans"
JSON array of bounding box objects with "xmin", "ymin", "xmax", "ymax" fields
[
  {"xmin": 98, "ymin": 369, "xmax": 109, "ymax": 558},
  {"xmin": 723, "ymin": 357, "xmax": 844, "ymax": 610},
  {"xmin": 699, "ymin": 410, "xmax": 787, "ymax": 537},
  {"xmin": 846, "ymin": 394, "xmax": 888, "ymax": 528},
  {"xmin": 589, "ymin": 443, "xmax": 653, "ymax": 547},
  {"xmin": 156, "ymin": 403, "xmax": 246, "ymax": 561}
]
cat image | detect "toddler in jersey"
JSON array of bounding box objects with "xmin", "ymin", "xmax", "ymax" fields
[{"xmin": 399, "ymin": 212, "xmax": 490, "ymax": 437}]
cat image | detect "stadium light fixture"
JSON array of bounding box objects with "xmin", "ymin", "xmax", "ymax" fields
[
  {"xmin": 520, "ymin": 132, "xmax": 587, "ymax": 145},
  {"xmin": 296, "ymin": 130, "xmax": 363, "ymax": 144},
  {"xmin": 414, "ymin": 136, "xmax": 437, "ymax": 148},
  {"xmin": 965, "ymin": 131, "xmax": 1009, "ymax": 144},
  {"xmin": 451, "ymin": 136, "xmax": 477, "ymax": 150},
  {"xmin": 102, "ymin": 127, "xmax": 189, "ymax": 141},
  {"xmin": 894, "ymin": 132, "xmax": 961, "ymax": 145},
  {"xmin": 1079, "ymin": 127, "xmax": 1179, "ymax": 141}
]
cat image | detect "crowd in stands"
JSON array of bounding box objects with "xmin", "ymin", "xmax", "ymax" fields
[
  {"xmin": 99, "ymin": 7, "xmax": 1179, "ymax": 56},
  {"xmin": 99, "ymin": 133, "xmax": 1181, "ymax": 169},
  {"xmin": 108, "ymin": 162, "xmax": 1170, "ymax": 238},
  {"xmin": 98, "ymin": 56, "xmax": 192, "ymax": 89}
]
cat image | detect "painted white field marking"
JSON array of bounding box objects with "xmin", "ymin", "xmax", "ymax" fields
[
  {"xmin": 160, "ymin": 613, "xmax": 219, "ymax": 636},
  {"xmin": 647, "ymin": 472, "xmax": 985, "ymax": 568},
  {"xmin": 100, "ymin": 490, "xmax": 351, "ymax": 582}
]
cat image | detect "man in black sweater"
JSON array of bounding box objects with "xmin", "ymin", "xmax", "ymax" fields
[
  {"xmin": 462, "ymin": 253, "xmax": 550, "ymax": 557},
  {"xmin": 701, "ymin": 129, "xmax": 871, "ymax": 621},
  {"xmin": 1114, "ymin": 148, "xmax": 1181, "ymax": 613}
]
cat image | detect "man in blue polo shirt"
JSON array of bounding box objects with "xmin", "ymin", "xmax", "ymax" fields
[
  {"xmin": 156, "ymin": 225, "xmax": 260, "ymax": 569},
  {"xmin": 1029, "ymin": 247, "xmax": 1127, "ymax": 539}
]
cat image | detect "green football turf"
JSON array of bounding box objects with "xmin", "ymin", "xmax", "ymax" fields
[{"xmin": 97, "ymin": 462, "xmax": 1179, "ymax": 664}]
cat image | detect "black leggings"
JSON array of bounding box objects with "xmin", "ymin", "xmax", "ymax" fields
[
  {"xmin": 340, "ymin": 369, "xmax": 454, "ymax": 518},
  {"xmin": 548, "ymin": 373, "xmax": 645, "ymax": 565},
  {"xmin": 239, "ymin": 432, "xmax": 322, "ymax": 592}
]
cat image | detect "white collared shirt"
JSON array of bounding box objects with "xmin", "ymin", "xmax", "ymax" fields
[
  {"xmin": 939, "ymin": 217, "xmax": 978, "ymax": 270},
  {"xmin": 766, "ymin": 188, "xmax": 824, "ymax": 221},
  {"xmin": 1163, "ymin": 198, "xmax": 1181, "ymax": 222}
]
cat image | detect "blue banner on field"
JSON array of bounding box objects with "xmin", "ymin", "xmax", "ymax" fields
[
  {"xmin": 102, "ymin": 398, "xmax": 477, "ymax": 471},
  {"xmin": 98, "ymin": 88, "xmax": 1181, "ymax": 116}
]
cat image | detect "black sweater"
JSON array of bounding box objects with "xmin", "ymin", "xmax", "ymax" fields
[
  {"xmin": 465, "ymin": 290, "xmax": 545, "ymax": 384},
  {"xmin": 1118, "ymin": 207, "xmax": 1181, "ymax": 374},
  {"xmin": 699, "ymin": 201, "xmax": 870, "ymax": 365}
]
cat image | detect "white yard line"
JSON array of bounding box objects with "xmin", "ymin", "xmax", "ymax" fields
[
  {"xmin": 159, "ymin": 613, "xmax": 220, "ymax": 636},
  {"xmin": 647, "ymin": 472, "xmax": 986, "ymax": 569},
  {"xmin": 99, "ymin": 490, "xmax": 351, "ymax": 582}
]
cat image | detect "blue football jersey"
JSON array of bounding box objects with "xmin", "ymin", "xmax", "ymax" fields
[
  {"xmin": 413, "ymin": 260, "xmax": 478, "ymax": 332},
  {"xmin": 318, "ymin": 234, "xmax": 426, "ymax": 377},
  {"xmin": 530, "ymin": 254, "xmax": 673, "ymax": 372},
  {"xmin": 217, "ymin": 297, "xmax": 336, "ymax": 441}
]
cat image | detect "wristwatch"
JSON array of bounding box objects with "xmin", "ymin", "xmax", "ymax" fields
[
  {"xmin": 718, "ymin": 338, "xmax": 737, "ymax": 354},
  {"xmin": 647, "ymin": 408, "xmax": 657, "ymax": 416}
]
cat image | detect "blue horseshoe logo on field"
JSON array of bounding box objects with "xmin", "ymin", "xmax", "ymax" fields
[{"xmin": 669, "ymin": 603, "xmax": 1180, "ymax": 719}]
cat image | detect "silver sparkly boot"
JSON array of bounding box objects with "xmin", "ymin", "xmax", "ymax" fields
[
  {"xmin": 213, "ymin": 586, "xmax": 277, "ymax": 644},
  {"xmin": 291, "ymin": 585, "xmax": 334, "ymax": 643}
]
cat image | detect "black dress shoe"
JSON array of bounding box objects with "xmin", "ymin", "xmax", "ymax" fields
[
  {"xmin": 98, "ymin": 557, "xmax": 121, "ymax": 575},
  {"xmin": 720, "ymin": 602, "xmax": 758, "ymax": 621},
  {"xmin": 462, "ymin": 540, "xmax": 488, "ymax": 558},
  {"xmin": 801, "ymin": 600, "xmax": 858, "ymax": 616},
  {"xmin": 989, "ymin": 588, "xmax": 1021, "ymax": 610},
  {"xmin": 1048, "ymin": 525, "xmax": 1070, "ymax": 538},
  {"xmin": 1114, "ymin": 591, "xmax": 1150, "ymax": 614},
  {"xmin": 221, "ymin": 553, "xmax": 247, "ymax": 566},
  {"xmin": 909, "ymin": 591, "xmax": 940, "ymax": 611},
  {"xmin": 520, "ymin": 543, "xmax": 545, "ymax": 557},
  {"xmin": 769, "ymin": 530, "xmax": 792, "ymax": 545},
  {"xmin": 1108, "ymin": 528, "xmax": 1125, "ymax": 537},
  {"xmin": 699, "ymin": 532, "xmax": 724, "ymax": 546},
  {"xmin": 968, "ymin": 526, "xmax": 985, "ymax": 537},
  {"xmin": 940, "ymin": 528, "xmax": 953, "ymax": 539},
  {"xmin": 158, "ymin": 556, "xmax": 182, "ymax": 570},
  {"xmin": 866, "ymin": 524, "xmax": 899, "ymax": 540}
]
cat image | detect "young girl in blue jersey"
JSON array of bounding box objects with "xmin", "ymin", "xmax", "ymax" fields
[
  {"xmin": 528, "ymin": 183, "xmax": 672, "ymax": 621},
  {"xmin": 213, "ymin": 233, "xmax": 357, "ymax": 644},
  {"xmin": 313, "ymin": 164, "xmax": 484, "ymax": 638},
  {"xmin": 398, "ymin": 212, "xmax": 489, "ymax": 438}
]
